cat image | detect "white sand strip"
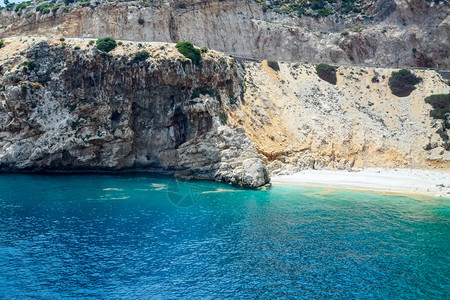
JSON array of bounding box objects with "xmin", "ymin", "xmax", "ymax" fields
[{"xmin": 271, "ymin": 168, "xmax": 450, "ymax": 197}]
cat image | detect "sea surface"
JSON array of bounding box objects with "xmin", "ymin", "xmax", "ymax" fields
[{"xmin": 0, "ymin": 173, "xmax": 448, "ymax": 299}]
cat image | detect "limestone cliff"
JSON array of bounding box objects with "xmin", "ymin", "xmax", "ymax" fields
[
  {"xmin": 0, "ymin": 0, "xmax": 449, "ymax": 68},
  {"xmin": 234, "ymin": 60, "xmax": 450, "ymax": 173},
  {"xmin": 0, "ymin": 37, "xmax": 270, "ymax": 187},
  {"xmin": 0, "ymin": 37, "xmax": 448, "ymax": 187}
]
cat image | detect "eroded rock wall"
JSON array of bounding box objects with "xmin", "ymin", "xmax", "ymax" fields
[
  {"xmin": 0, "ymin": 37, "xmax": 448, "ymax": 186},
  {"xmin": 1, "ymin": 0, "xmax": 449, "ymax": 67},
  {"xmin": 0, "ymin": 38, "xmax": 270, "ymax": 187},
  {"xmin": 231, "ymin": 60, "xmax": 450, "ymax": 173}
]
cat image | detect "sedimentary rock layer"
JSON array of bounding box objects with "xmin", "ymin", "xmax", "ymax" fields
[
  {"xmin": 1, "ymin": 0, "xmax": 448, "ymax": 68},
  {"xmin": 0, "ymin": 38, "xmax": 270, "ymax": 187},
  {"xmin": 0, "ymin": 37, "xmax": 448, "ymax": 188}
]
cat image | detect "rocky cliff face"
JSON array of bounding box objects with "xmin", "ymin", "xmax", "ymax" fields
[
  {"xmin": 0, "ymin": 37, "xmax": 270, "ymax": 187},
  {"xmin": 0, "ymin": 37, "xmax": 448, "ymax": 187},
  {"xmin": 233, "ymin": 60, "xmax": 450, "ymax": 173},
  {"xmin": 0, "ymin": 0, "xmax": 449, "ymax": 68}
]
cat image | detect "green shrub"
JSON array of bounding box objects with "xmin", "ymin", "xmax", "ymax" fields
[
  {"xmin": 117, "ymin": 41, "xmax": 123, "ymax": 46},
  {"xmin": 425, "ymin": 94, "xmax": 450, "ymax": 127},
  {"xmin": 200, "ymin": 47, "xmax": 208, "ymax": 53},
  {"xmin": 315, "ymin": 63, "xmax": 337, "ymax": 84},
  {"xmin": 176, "ymin": 42, "xmax": 201, "ymax": 65},
  {"xmin": 412, "ymin": 47, "xmax": 417, "ymax": 53},
  {"xmin": 388, "ymin": 69, "xmax": 422, "ymax": 97},
  {"xmin": 60, "ymin": 37, "xmax": 65, "ymax": 42},
  {"xmin": 138, "ymin": 18, "xmax": 145, "ymax": 25},
  {"xmin": 74, "ymin": 45, "xmax": 80, "ymax": 50},
  {"xmin": 14, "ymin": 1, "xmax": 31, "ymax": 12},
  {"xmin": 79, "ymin": 1, "xmax": 90, "ymax": 7},
  {"xmin": 229, "ymin": 93, "xmax": 237, "ymax": 104},
  {"xmin": 21, "ymin": 60, "xmax": 36, "ymax": 71},
  {"xmin": 36, "ymin": 3, "xmax": 53, "ymax": 13},
  {"xmin": 129, "ymin": 51, "xmax": 150, "ymax": 64},
  {"xmin": 0, "ymin": 40, "xmax": 4, "ymax": 48},
  {"xmin": 253, "ymin": 0, "xmax": 362, "ymax": 15},
  {"xmin": 96, "ymin": 37, "xmax": 117, "ymax": 52},
  {"xmin": 267, "ymin": 60, "xmax": 280, "ymax": 71},
  {"xmin": 317, "ymin": 8, "xmax": 333, "ymax": 16},
  {"xmin": 52, "ymin": 4, "xmax": 62, "ymax": 13},
  {"xmin": 88, "ymin": 40, "xmax": 95, "ymax": 46},
  {"xmin": 219, "ymin": 112, "xmax": 228, "ymax": 125}
]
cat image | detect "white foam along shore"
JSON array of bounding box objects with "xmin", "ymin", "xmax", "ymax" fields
[{"xmin": 271, "ymin": 168, "xmax": 450, "ymax": 198}]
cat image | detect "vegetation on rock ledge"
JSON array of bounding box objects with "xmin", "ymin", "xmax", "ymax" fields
[
  {"xmin": 316, "ymin": 63, "xmax": 337, "ymax": 85},
  {"xmin": 96, "ymin": 37, "xmax": 117, "ymax": 53},
  {"xmin": 267, "ymin": 60, "xmax": 280, "ymax": 72},
  {"xmin": 254, "ymin": 0, "xmax": 363, "ymax": 17},
  {"xmin": 176, "ymin": 42, "xmax": 201, "ymax": 65},
  {"xmin": 388, "ymin": 69, "xmax": 422, "ymax": 97},
  {"xmin": 129, "ymin": 51, "xmax": 150, "ymax": 64},
  {"xmin": 425, "ymin": 94, "xmax": 450, "ymax": 128}
]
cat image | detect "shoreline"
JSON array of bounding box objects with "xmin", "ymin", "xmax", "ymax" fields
[{"xmin": 271, "ymin": 168, "xmax": 450, "ymax": 198}]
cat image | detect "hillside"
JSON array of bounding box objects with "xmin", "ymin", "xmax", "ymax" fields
[
  {"xmin": 1, "ymin": 0, "xmax": 449, "ymax": 68},
  {"xmin": 0, "ymin": 37, "xmax": 448, "ymax": 189}
]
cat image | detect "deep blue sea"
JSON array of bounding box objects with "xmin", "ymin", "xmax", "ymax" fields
[{"xmin": 0, "ymin": 174, "xmax": 448, "ymax": 299}]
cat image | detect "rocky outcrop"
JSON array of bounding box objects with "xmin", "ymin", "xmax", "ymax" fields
[
  {"xmin": 0, "ymin": 38, "xmax": 270, "ymax": 188},
  {"xmin": 0, "ymin": 37, "xmax": 448, "ymax": 187},
  {"xmin": 230, "ymin": 60, "xmax": 450, "ymax": 173},
  {"xmin": 0, "ymin": 0, "xmax": 449, "ymax": 68}
]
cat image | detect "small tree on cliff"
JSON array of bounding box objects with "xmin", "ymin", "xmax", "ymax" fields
[
  {"xmin": 388, "ymin": 69, "xmax": 422, "ymax": 97},
  {"xmin": 176, "ymin": 42, "xmax": 201, "ymax": 65},
  {"xmin": 96, "ymin": 37, "xmax": 117, "ymax": 53}
]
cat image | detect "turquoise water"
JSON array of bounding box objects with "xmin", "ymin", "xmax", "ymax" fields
[{"xmin": 0, "ymin": 174, "xmax": 449, "ymax": 298}]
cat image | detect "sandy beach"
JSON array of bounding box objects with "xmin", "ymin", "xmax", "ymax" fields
[{"xmin": 271, "ymin": 169, "xmax": 450, "ymax": 197}]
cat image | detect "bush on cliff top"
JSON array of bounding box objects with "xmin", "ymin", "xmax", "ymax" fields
[
  {"xmin": 425, "ymin": 94, "xmax": 450, "ymax": 127},
  {"xmin": 267, "ymin": 60, "xmax": 280, "ymax": 72},
  {"xmin": 176, "ymin": 42, "xmax": 201, "ymax": 65},
  {"xmin": 315, "ymin": 63, "xmax": 337, "ymax": 85},
  {"xmin": 129, "ymin": 51, "xmax": 150, "ymax": 64},
  {"xmin": 388, "ymin": 69, "xmax": 422, "ymax": 97},
  {"xmin": 96, "ymin": 37, "xmax": 117, "ymax": 53},
  {"xmin": 254, "ymin": 0, "xmax": 360, "ymax": 16},
  {"xmin": 0, "ymin": 40, "xmax": 4, "ymax": 48}
]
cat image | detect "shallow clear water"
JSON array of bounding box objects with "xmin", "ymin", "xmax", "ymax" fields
[{"xmin": 0, "ymin": 174, "xmax": 449, "ymax": 299}]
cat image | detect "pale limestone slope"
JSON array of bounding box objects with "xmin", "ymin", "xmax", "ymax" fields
[{"xmin": 230, "ymin": 61, "xmax": 450, "ymax": 173}]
